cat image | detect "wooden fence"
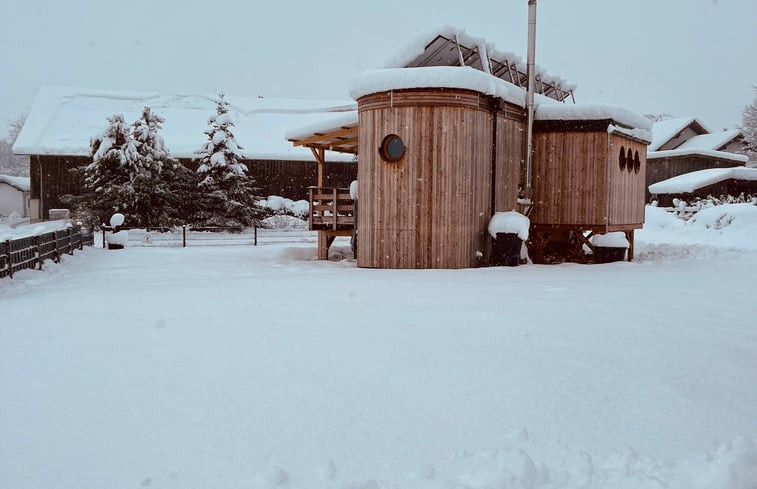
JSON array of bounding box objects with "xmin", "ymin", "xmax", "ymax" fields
[{"xmin": 0, "ymin": 226, "xmax": 93, "ymax": 279}]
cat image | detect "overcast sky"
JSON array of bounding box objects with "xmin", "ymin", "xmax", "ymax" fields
[{"xmin": 2, "ymin": 0, "xmax": 756, "ymax": 138}]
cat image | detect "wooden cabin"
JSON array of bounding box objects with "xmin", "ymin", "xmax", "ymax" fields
[
  {"xmin": 288, "ymin": 26, "xmax": 653, "ymax": 268},
  {"xmin": 528, "ymin": 115, "xmax": 650, "ymax": 262},
  {"xmin": 355, "ymin": 86, "xmax": 524, "ymax": 268}
]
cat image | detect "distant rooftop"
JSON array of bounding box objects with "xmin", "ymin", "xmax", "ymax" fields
[
  {"xmin": 676, "ymin": 129, "xmax": 741, "ymax": 152},
  {"xmin": 0, "ymin": 175, "xmax": 30, "ymax": 191},
  {"xmin": 649, "ymin": 117, "xmax": 710, "ymax": 151}
]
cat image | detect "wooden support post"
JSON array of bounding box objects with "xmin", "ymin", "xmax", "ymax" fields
[
  {"xmin": 332, "ymin": 187, "xmax": 338, "ymax": 231},
  {"xmin": 317, "ymin": 231, "xmax": 329, "ymax": 260},
  {"xmin": 626, "ymin": 230, "xmax": 635, "ymax": 262},
  {"xmin": 311, "ymin": 147, "xmax": 326, "ymax": 189}
]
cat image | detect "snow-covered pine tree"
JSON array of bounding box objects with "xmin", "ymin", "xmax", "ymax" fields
[
  {"xmin": 129, "ymin": 107, "xmax": 192, "ymax": 227},
  {"xmin": 78, "ymin": 114, "xmax": 140, "ymax": 227},
  {"xmin": 740, "ymin": 87, "xmax": 757, "ymax": 168},
  {"xmin": 193, "ymin": 94, "xmax": 264, "ymax": 229}
]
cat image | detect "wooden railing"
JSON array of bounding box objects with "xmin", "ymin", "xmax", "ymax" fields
[{"xmin": 308, "ymin": 186, "xmax": 355, "ymax": 232}]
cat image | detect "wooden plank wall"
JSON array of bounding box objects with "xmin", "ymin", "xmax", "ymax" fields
[
  {"xmin": 29, "ymin": 155, "xmax": 356, "ymax": 219},
  {"xmin": 495, "ymin": 114, "xmax": 524, "ymax": 212},
  {"xmin": 607, "ymin": 134, "xmax": 646, "ymax": 227},
  {"xmin": 531, "ymin": 131, "xmax": 609, "ymax": 227},
  {"xmin": 357, "ymin": 88, "xmax": 519, "ymax": 269}
]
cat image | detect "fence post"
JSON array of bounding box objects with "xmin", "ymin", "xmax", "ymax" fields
[
  {"xmin": 4, "ymin": 239, "xmax": 11, "ymax": 279},
  {"xmin": 34, "ymin": 235, "xmax": 42, "ymax": 270},
  {"xmin": 54, "ymin": 231, "xmax": 61, "ymax": 263},
  {"xmin": 183, "ymin": 225, "xmax": 186, "ymax": 248},
  {"xmin": 254, "ymin": 226, "xmax": 257, "ymax": 246}
]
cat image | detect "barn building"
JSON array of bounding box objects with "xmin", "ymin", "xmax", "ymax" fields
[
  {"xmin": 288, "ymin": 26, "xmax": 652, "ymax": 268},
  {"xmin": 12, "ymin": 87, "xmax": 357, "ymax": 221}
]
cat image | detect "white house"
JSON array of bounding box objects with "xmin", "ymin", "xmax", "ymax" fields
[{"xmin": 0, "ymin": 175, "xmax": 31, "ymax": 218}]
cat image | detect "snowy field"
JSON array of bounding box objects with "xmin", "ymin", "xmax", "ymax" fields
[{"xmin": 1, "ymin": 206, "xmax": 756, "ymax": 489}]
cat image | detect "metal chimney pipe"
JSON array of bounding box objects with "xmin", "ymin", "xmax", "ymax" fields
[{"xmin": 525, "ymin": 0, "xmax": 537, "ymax": 202}]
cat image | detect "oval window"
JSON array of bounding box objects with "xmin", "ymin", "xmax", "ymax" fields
[
  {"xmin": 380, "ymin": 134, "xmax": 405, "ymax": 162},
  {"xmin": 618, "ymin": 147, "xmax": 626, "ymax": 171},
  {"xmin": 627, "ymin": 148, "xmax": 634, "ymax": 173},
  {"xmin": 634, "ymin": 150, "xmax": 641, "ymax": 173}
]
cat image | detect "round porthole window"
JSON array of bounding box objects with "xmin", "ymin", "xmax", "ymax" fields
[
  {"xmin": 380, "ymin": 134, "xmax": 405, "ymax": 162},
  {"xmin": 618, "ymin": 147, "xmax": 626, "ymax": 171},
  {"xmin": 634, "ymin": 151, "xmax": 641, "ymax": 173}
]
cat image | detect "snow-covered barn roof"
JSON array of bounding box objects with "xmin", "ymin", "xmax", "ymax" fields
[
  {"xmin": 13, "ymin": 86, "xmax": 357, "ymax": 162},
  {"xmin": 648, "ymin": 117, "xmax": 710, "ymax": 151},
  {"xmin": 648, "ymin": 167, "xmax": 757, "ymax": 194},
  {"xmin": 675, "ymin": 129, "xmax": 742, "ymax": 152},
  {"xmin": 0, "ymin": 175, "xmax": 30, "ymax": 191}
]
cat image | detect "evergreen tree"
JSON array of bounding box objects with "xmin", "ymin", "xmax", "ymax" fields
[
  {"xmin": 129, "ymin": 107, "xmax": 184, "ymax": 227},
  {"xmin": 74, "ymin": 109, "xmax": 194, "ymax": 228},
  {"xmin": 77, "ymin": 114, "xmax": 138, "ymax": 227},
  {"xmin": 740, "ymin": 87, "xmax": 757, "ymax": 168},
  {"xmin": 193, "ymin": 94, "xmax": 264, "ymax": 229}
]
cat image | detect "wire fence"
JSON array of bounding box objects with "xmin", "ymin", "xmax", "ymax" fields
[
  {"xmin": 97, "ymin": 225, "xmax": 317, "ymax": 248},
  {"xmin": 1, "ymin": 226, "xmax": 94, "ymax": 279}
]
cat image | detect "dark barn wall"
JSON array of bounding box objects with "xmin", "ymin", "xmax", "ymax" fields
[
  {"xmin": 32, "ymin": 155, "xmax": 88, "ymax": 219},
  {"xmin": 646, "ymin": 155, "xmax": 743, "ymax": 202},
  {"xmin": 179, "ymin": 158, "xmax": 357, "ymax": 201},
  {"xmin": 31, "ymin": 155, "xmax": 356, "ymax": 219}
]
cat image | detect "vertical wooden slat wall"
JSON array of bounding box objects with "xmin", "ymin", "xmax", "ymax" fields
[
  {"xmin": 356, "ymin": 88, "xmax": 520, "ymax": 269},
  {"xmin": 531, "ymin": 128, "xmax": 647, "ymax": 231},
  {"xmin": 495, "ymin": 114, "xmax": 524, "ymax": 212},
  {"xmin": 607, "ymin": 134, "xmax": 646, "ymax": 226},
  {"xmin": 531, "ymin": 131, "xmax": 609, "ymax": 227}
]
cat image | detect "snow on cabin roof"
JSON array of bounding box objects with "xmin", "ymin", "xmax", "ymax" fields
[
  {"xmin": 0, "ymin": 175, "xmax": 30, "ymax": 191},
  {"xmin": 536, "ymin": 104, "xmax": 652, "ymax": 132},
  {"xmin": 374, "ymin": 25, "xmax": 576, "ymax": 102},
  {"xmin": 648, "ymin": 167, "xmax": 757, "ymax": 194},
  {"xmin": 349, "ymin": 67, "xmax": 527, "ymax": 107},
  {"xmin": 13, "ymin": 86, "xmax": 357, "ymax": 162},
  {"xmin": 675, "ymin": 129, "xmax": 742, "ymax": 152},
  {"xmin": 290, "ymin": 69, "xmax": 650, "ymax": 148},
  {"xmin": 649, "ymin": 117, "xmax": 711, "ymax": 151},
  {"xmin": 347, "ymin": 67, "xmax": 649, "ymax": 130}
]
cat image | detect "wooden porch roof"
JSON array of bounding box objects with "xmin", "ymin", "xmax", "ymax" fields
[{"xmin": 288, "ymin": 119, "xmax": 359, "ymax": 155}]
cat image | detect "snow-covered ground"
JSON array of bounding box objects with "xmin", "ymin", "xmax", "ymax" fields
[{"xmin": 1, "ymin": 206, "xmax": 756, "ymax": 489}]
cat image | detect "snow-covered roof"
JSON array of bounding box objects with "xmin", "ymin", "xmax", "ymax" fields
[
  {"xmin": 284, "ymin": 111, "xmax": 358, "ymax": 142},
  {"xmin": 675, "ymin": 129, "xmax": 742, "ymax": 152},
  {"xmin": 349, "ymin": 67, "xmax": 527, "ymax": 107},
  {"xmin": 0, "ymin": 175, "xmax": 30, "ymax": 191},
  {"xmin": 648, "ymin": 167, "xmax": 757, "ymax": 194},
  {"xmin": 536, "ymin": 104, "xmax": 652, "ymax": 132},
  {"xmin": 13, "ymin": 86, "xmax": 357, "ymax": 162},
  {"xmin": 649, "ymin": 117, "xmax": 710, "ymax": 151},
  {"xmin": 647, "ymin": 148, "xmax": 749, "ymax": 163}
]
